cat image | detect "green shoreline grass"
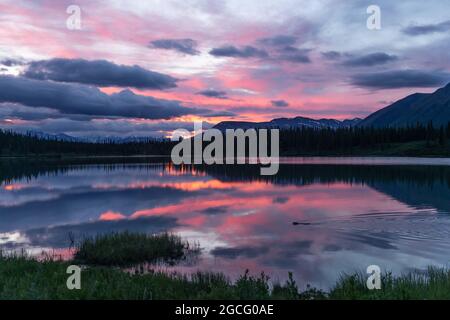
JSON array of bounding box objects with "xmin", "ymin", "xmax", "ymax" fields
[
  {"xmin": 1, "ymin": 255, "xmax": 449, "ymax": 299},
  {"xmin": 73, "ymin": 232, "xmax": 197, "ymax": 267},
  {"xmin": 0, "ymin": 255, "xmax": 314, "ymax": 300},
  {"xmin": 329, "ymin": 268, "xmax": 450, "ymax": 300},
  {"xmin": 1, "ymin": 232, "xmax": 449, "ymax": 299}
]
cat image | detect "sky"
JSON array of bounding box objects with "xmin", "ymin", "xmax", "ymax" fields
[{"xmin": 0, "ymin": 0, "xmax": 449, "ymax": 138}]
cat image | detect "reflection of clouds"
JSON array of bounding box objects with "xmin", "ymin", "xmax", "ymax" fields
[
  {"xmin": 0, "ymin": 186, "xmax": 199, "ymax": 232},
  {"xmin": 232, "ymin": 210, "xmax": 257, "ymax": 217},
  {"xmin": 211, "ymin": 246, "xmax": 269, "ymax": 259},
  {"xmin": 201, "ymin": 206, "xmax": 229, "ymax": 215},
  {"xmin": 2, "ymin": 164, "xmax": 196, "ymax": 190},
  {"xmin": 3, "ymin": 183, "xmax": 27, "ymax": 191},
  {"xmin": 2, "ymin": 163, "xmax": 450, "ymax": 289},
  {"xmin": 272, "ymin": 196, "xmax": 289, "ymax": 204},
  {"xmin": 1, "ymin": 165, "xmax": 237, "ymax": 210},
  {"xmin": 23, "ymin": 216, "xmax": 179, "ymax": 249},
  {"xmin": 0, "ymin": 231, "xmax": 28, "ymax": 246},
  {"xmin": 0, "ymin": 186, "xmax": 60, "ymax": 207},
  {"xmin": 322, "ymin": 244, "xmax": 341, "ymax": 252},
  {"xmin": 341, "ymin": 230, "xmax": 398, "ymax": 250},
  {"xmin": 173, "ymin": 182, "xmax": 450, "ymax": 287}
]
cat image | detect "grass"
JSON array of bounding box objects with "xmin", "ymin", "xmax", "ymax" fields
[
  {"xmin": 330, "ymin": 267, "xmax": 450, "ymax": 299},
  {"xmin": 0, "ymin": 255, "xmax": 325, "ymax": 300},
  {"xmin": 0, "ymin": 253, "xmax": 449, "ymax": 299},
  {"xmin": 73, "ymin": 232, "xmax": 197, "ymax": 267},
  {"xmin": 1, "ymin": 232, "xmax": 449, "ymax": 299}
]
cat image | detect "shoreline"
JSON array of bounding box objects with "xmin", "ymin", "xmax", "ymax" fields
[
  {"xmin": 1, "ymin": 255, "xmax": 449, "ymax": 300},
  {"xmin": 1, "ymin": 154, "xmax": 450, "ymax": 160}
]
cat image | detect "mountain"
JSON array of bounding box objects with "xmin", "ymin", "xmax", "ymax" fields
[
  {"xmin": 359, "ymin": 83, "xmax": 450, "ymax": 128},
  {"xmin": 214, "ymin": 116, "xmax": 362, "ymax": 131},
  {"xmin": 26, "ymin": 131, "xmax": 81, "ymax": 142},
  {"xmin": 20, "ymin": 131, "xmax": 165, "ymax": 144},
  {"xmin": 83, "ymin": 136, "xmax": 165, "ymax": 144}
]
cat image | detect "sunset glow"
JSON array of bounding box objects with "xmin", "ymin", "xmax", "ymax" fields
[{"xmin": 1, "ymin": 1, "xmax": 449, "ymax": 137}]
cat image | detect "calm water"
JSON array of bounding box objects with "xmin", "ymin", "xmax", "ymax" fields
[{"xmin": 1, "ymin": 157, "xmax": 450, "ymax": 289}]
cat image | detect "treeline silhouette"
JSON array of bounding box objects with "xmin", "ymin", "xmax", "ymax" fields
[
  {"xmin": 1, "ymin": 122, "xmax": 450, "ymax": 156},
  {"xmin": 279, "ymin": 122, "xmax": 450, "ymax": 155},
  {"xmin": 0, "ymin": 130, "xmax": 175, "ymax": 156}
]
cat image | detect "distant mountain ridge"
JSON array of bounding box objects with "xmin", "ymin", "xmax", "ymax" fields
[
  {"xmin": 359, "ymin": 83, "xmax": 450, "ymax": 128},
  {"xmin": 25, "ymin": 131, "xmax": 81, "ymax": 142},
  {"xmin": 215, "ymin": 83, "xmax": 450, "ymax": 130},
  {"xmin": 214, "ymin": 116, "xmax": 362, "ymax": 131},
  {"xmin": 21, "ymin": 131, "xmax": 164, "ymax": 144}
]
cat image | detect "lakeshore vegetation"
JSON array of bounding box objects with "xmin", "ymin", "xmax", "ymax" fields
[{"xmin": 0, "ymin": 232, "xmax": 449, "ymax": 300}]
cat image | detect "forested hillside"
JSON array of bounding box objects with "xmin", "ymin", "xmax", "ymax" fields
[{"xmin": 1, "ymin": 122, "xmax": 450, "ymax": 157}]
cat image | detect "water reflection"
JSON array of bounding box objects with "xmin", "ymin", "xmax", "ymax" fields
[{"xmin": 1, "ymin": 158, "xmax": 450, "ymax": 289}]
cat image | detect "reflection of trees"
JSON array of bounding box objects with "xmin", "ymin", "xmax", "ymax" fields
[
  {"xmin": 184, "ymin": 164, "xmax": 450, "ymax": 213},
  {"xmin": 2, "ymin": 159, "xmax": 450, "ymax": 213},
  {"xmin": 0, "ymin": 157, "xmax": 168, "ymax": 185},
  {"xmin": 187, "ymin": 164, "xmax": 450, "ymax": 188}
]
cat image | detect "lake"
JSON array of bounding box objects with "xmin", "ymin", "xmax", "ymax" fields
[{"xmin": 1, "ymin": 157, "xmax": 450, "ymax": 289}]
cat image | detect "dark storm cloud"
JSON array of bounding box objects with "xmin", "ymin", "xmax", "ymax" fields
[
  {"xmin": 150, "ymin": 38, "xmax": 200, "ymax": 55},
  {"xmin": 0, "ymin": 75, "xmax": 208, "ymax": 119},
  {"xmin": 280, "ymin": 53, "xmax": 310, "ymax": 63},
  {"xmin": 321, "ymin": 51, "xmax": 341, "ymax": 60},
  {"xmin": 271, "ymin": 100, "xmax": 289, "ymax": 107},
  {"xmin": 402, "ymin": 20, "xmax": 450, "ymax": 36},
  {"xmin": 209, "ymin": 45, "xmax": 268, "ymax": 58},
  {"xmin": 196, "ymin": 89, "xmax": 228, "ymax": 99},
  {"xmin": 275, "ymin": 46, "xmax": 311, "ymax": 63},
  {"xmin": 204, "ymin": 110, "xmax": 236, "ymax": 117},
  {"xmin": 22, "ymin": 58, "xmax": 178, "ymax": 89},
  {"xmin": 209, "ymin": 41, "xmax": 310, "ymax": 63},
  {"xmin": 0, "ymin": 117, "xmax": 207, "ymax": 136},
  {"xmin": 0, "ymin": 58, "xmax": 25, "ymax": 66},
  {"xmin": 351, "ymin": 70, "xmax": 450, "ymax": 89},
  {"xmin": 342, "ymin": 52, "xmax": 398, "ymax": 67},
  {"xmin": 258, "ymin": 35, "xmax": 297, "ymax": 47},
  {"xmin": 0, "ymin": 103, "xmax": 60, "ymax": 121}
]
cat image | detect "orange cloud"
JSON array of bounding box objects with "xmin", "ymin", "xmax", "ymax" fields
[{"xmin": 99, "ymin": 211, "xmax": 126, "ymax": 221}]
